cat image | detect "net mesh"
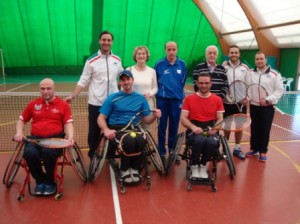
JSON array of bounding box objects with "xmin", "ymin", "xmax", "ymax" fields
[{"xmin": 0, "ymin": 91, "xmax": 299, "ymax": 151}]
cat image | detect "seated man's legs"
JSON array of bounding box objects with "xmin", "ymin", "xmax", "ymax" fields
[
  {"xmin": 23, "ymin": 143, "xmax": 60, "ymax": 195},
  {"xmin": 189, "ymin": 134, "xmax": 206, "ymax": 178},
  {"xmin": 189, "ymin": 134, "xmax": 218, "ymax": 178},
  {"xmin": 41, "ymin": 147, "xmax": 61, "ymax": 195},
  {"xmin": 23, "ymin": 143, "xmax": 45, "ymax": 187},
  {"xmin": 199, "ymin": 135, "xmax": 219, "ymax": 178},
  {"xmin": 118, "ymin": 132, "xmax": 145, "ymax": 183}
]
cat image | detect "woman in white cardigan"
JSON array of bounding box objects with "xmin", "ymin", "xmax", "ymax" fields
[{"xmin": 126, "ymin": 46, "xmax": 158, "ymax": 130}]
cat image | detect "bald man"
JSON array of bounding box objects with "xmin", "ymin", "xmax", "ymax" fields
[
  {"xmin": 14, "ymin": 78, "xmax": 74, "ymax": 196},
  {"xmin": 154, "ymin": 41, "xmax": 187, "ymax": 165}
]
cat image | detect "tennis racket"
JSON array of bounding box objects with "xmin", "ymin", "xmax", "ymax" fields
[
  {"xmin": 204, "ymin": 113, "xmax": 251, "ymax": 132},
  {"xmin": 226, "ymin": 80, "xmax": 247, "ymax": 112},
  {"xmin": 24, "ymin": 138, "xmax": 72, "ymax": 148},
  {"xmin": 247, "ymin": 84, "xmax": 284, "ymax": 114}
]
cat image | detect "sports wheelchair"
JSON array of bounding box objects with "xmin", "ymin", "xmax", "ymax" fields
[
  {"xmin": 88, "ymin": 126, "xmax": 165, "ymax": 194},
  {"xmin": 173, "ymin": 131, "xmax": 235, "ymax": 192},
  {"xmin": 2, "ymin": 140, "xmax": 88, "ymax": 201}
]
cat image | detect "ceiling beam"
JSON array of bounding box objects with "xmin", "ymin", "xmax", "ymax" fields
[
  {"xmin": 192, "ymin": 0, "xmax": 230, "ymax": 54},
  {"xmin": 237, "ymin": 0, "xmax": 280, "ymax": 61},
  {"xmin": 221, "ymin": 20, "xmax": 300, "ymax": 36}
]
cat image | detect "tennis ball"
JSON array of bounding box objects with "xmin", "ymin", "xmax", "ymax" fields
[{"xmin": 130, "ymin": 132, "xmax": 137, "ymax": 138}]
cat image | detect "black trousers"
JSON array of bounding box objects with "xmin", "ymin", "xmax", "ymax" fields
[
  {"xmin": 250, "ymin": 105, "xmax": 275, "ymax": 154},
  {"xmin": 23, "ymin": 133, "xmax": 64, "ymax": 185},
  {"xmin": 113, "ymin": 130, "xmax": 146, "ymax": 172},
  {"xmin": 88, "ymin": 104, "xmax": 102, "ymax": 157}
]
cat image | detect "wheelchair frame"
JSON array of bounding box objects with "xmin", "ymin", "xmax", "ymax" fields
[
  {"xmin": 2, "ymin": 141, "xmax": 88, "ymax": 201},
  {"xmin": 173, "ymin": 132, "xmax": 235, "ymax": 192},
  {"xmin": 88, "ymin": 128, "xmax": 165, "ymax": 193}
]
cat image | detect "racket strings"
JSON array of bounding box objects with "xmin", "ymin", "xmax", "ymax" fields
[
  {"xmin": 247, "ymin": 84, "xmax": 267, "ymax": 103},
  {"xmin": 221, "ymin": 116, "xmax": 251, "ymax": 131},
  {"xmin": 38, "ymin": 139, "xmax": 72, "ymax": 148}
]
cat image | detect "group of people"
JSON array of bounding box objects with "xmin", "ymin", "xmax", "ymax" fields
[{"xmin": 13, "ymin": 30, "xmax": 284, "ymax": 194}]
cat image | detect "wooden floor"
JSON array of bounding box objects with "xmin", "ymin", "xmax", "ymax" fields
[{"xmin": 1, "ymin": 140, "xmax": 300, "ymax": 224}]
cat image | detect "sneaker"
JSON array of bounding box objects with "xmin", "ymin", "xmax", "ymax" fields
[
  {"xmin": 245, "ymin": 150, "xmax": 259, "ymax": 157},
  {"xmin": 130, "ymin": 169, "xmax": 141, "ymax": 183},
  {"xmin": 199, "ymin": 164, "xmax": 208, "ymax": 178},
  {"xmin": 259, "ymin": 153, "xmax": 267, "ymax": 162},
  {"xmin": 43, "ymin": 184, "xmax": 56, "ymax": 195},
  {"xmin": 121, "ymin": 169, "xmax": 132, "ymax": 184},
  {"xmin": 35, "ymin": 183, "xmax": 45, "ymax": 195},
  {"xmin": 233, "ymin": 149, "xmax": 245, "ymax": 160},
  {"xmin": 191, "ymin": 165, "xmax": 201, "ymax": 178}
]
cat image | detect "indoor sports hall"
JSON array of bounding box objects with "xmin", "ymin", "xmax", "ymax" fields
[{"xmin": 1, "ymin": 1, "xmax": 300, "ymax": 224}]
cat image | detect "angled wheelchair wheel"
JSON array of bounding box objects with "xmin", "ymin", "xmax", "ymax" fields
[
  {"xmin": 144, "ymin": 131, "xmax": 165, "ymax": 176},
  {"xmin": 66, "ymin": 142, "xmax": 88, "ymax": 182},
  {"xmin": 220, "ymin": 135, "xmax": 236, "ymax": 179},
  {"xmin": 166, "ymin": 132, "xmax": 185, "ymax": 174},
  {"xmin": 3, "ymin": 142, "xmax": 24, "ymax": 188},
  {"xmin": 88, "ymin": 137, "xmax": 109, "ymax": 181}
]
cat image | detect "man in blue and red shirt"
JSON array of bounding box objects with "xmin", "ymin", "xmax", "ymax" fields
[{"xmin": 14, "ymin": 78, "xmax": 74, "ymax": 196}]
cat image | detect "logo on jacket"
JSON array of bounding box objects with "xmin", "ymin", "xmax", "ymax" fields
[
  {"xmin": 177, "ymin": 69, "xmax": 182, "ymax": 74},
  {"xmin": 34, "ymin": 104, "xmax": 42, "ymax": 110},
  {"xmin": 163, "ymin": 69, "xmax": 170, "ymax": 75},
  {"xmin": 51, "ymin": 108, "xmax": 60, "ymax": 113}
]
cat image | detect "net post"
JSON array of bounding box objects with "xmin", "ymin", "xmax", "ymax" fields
[{"xmin": 0, "ymin": 49, "xmax": 5, "ymax": 83}]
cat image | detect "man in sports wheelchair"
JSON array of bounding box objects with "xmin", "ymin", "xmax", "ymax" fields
[
  {"xmin": 180, "ymin": 73, "xmax": 224, "ymax": 179},
  {"xmin": 97, "ymin": 70, "xmax": 161, "ymax": 185},
  {"xmin": 13, "ymin": 78, "xmax": 75, "ymax": 196}
]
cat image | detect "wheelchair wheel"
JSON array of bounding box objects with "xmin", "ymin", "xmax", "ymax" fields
[
  {"xmin": 3, "ymin": 142, "xmax": 24, "ymax": 188},
  {"xmin": 166, "ymin": 132, "xmax": 185, "ymax": 174},
  {"xmin": 66, "ymin": 142, "xmax": 88, "ymax": 182},
  {"xmin": 88, "ymin": 137, "xmax": 109, "ymax": 181},
  {"xmin": 220, "ymin": 135, "xmax": 236, "ymax": 179},
  {"xmin": 144, "ymin": 131, "xmax": 165, "ymax": 175}
]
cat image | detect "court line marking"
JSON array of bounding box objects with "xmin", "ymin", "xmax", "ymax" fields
[
  {"xmin": 271, "ymin": 143, "xmax": 300, "ymax": 174},
  {"xmin": 6, "ymin": 83, "xmax": 31, "ymax": 92},
  {"xmin": 110, "ymin": 166, "xmax": 123, "ymax": 224},
  {"xmin": 272, "ymin": 123, "xmax": 300, "ymax": 136}
]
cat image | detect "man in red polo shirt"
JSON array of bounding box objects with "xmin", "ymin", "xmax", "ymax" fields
[{"xmin": 14, "ymin": 78, "xmax": 74, "ymax": 196}]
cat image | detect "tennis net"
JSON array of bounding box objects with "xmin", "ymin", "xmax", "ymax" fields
[{"xmin": 0, "ymin": 91, "xmax": 299, "ymax": 151}]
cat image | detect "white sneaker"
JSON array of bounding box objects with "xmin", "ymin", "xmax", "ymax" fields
[
  {"xmin": 121, "ymin": 169, "xmax": 132, "ymax": 183},
  {"xmin": 130, "ymin": 168, "xmax": 141, "ymax": 183},
  {"xmin": 199, "ymin": 164, "xmax": 208, "ymax": 178},
  {"xmin": 191, "ymin": 165, "xmax": 201, "ymax": 178}
]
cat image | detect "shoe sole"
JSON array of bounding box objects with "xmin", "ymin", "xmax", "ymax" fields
[
  {"xmin": 245, "ymin": 154, "xmax": 259, "ymax": 157},
  {"xmin": 233, "ymin": 154, "xmax": 246, "ymax": 160}
]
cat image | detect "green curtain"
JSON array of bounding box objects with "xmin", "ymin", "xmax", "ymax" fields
[{"xmin": 0, "ymin": 0, "xmax": 222, "ymax": 76}]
